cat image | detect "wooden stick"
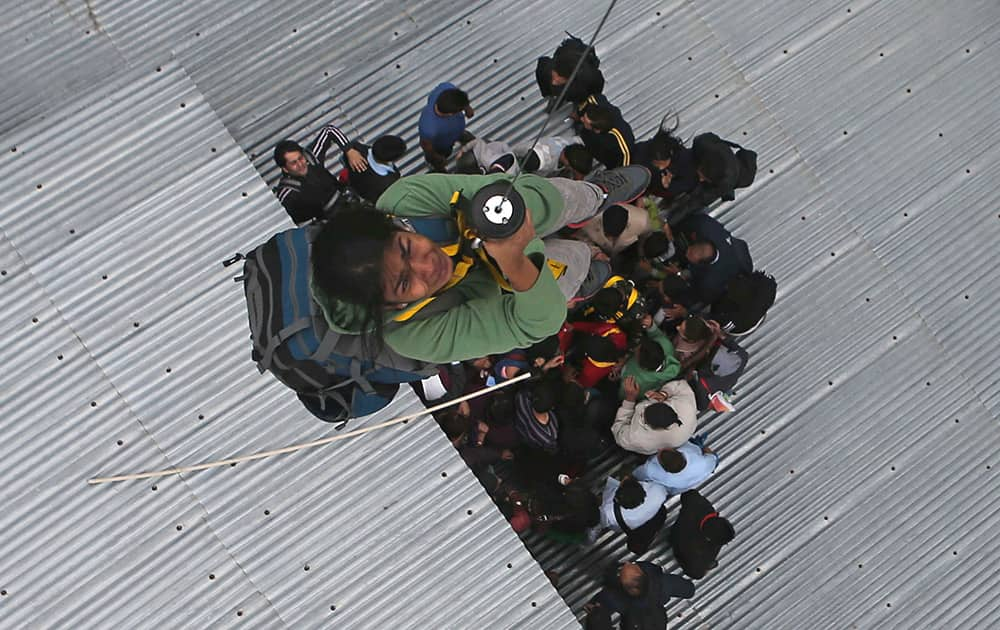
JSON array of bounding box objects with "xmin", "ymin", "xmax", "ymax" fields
[{"xmin": 88, "ymin": 371, "xmax": 532, "ymax": 485}]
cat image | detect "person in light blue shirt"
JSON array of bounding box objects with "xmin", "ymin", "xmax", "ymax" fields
[
  {"xmin": 418, "ymin": 82, "xmax": 475, "ymax": 171},
  {"xmin": 632, "ymin": 441, "xmax": 719, "ymax": 495}
]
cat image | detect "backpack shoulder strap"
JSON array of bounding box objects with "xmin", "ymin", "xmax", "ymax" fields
[{"xmin": 613, "ymin": 501, "xmax": 633, "ymax": 533}]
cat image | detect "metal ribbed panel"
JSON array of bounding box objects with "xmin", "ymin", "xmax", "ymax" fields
[
  {"xmin": 0, "ymin": 63, "xmax": 576, "ymax": 629},
  {"xmin": 3, "ymin": 0, "xmax": 1000, "ymax": 628}
]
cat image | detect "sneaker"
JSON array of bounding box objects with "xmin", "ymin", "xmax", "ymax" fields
[{"xmin": 589, "ymin": 165, "xmax": 652, "ymax": 211}]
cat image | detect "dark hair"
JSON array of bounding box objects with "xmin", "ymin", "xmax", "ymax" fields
[
  {"xmin": 660, "ymin": 274, "xmax": 691, "ymax": 301},
  {"xmin": 436, "ymin": 409, "xmax": 469, "ymax": 441},
  {"xmin": 637, "ymin": 337, "xmax": 666, "ymax": 371},
  {"xmin": 487, "ymin": 392, "xmax": 515, "ymax": 426},
  {"xmin": 311, "ymin": 204, "xmax": 400, "ymax": 357},
  {"xmin": 274, "ymin": 140, "xmax": 304, "ymax": 168},
  {"xmin": 642, "ymin": 231, "xmax": 670, "ymax": 259},
  {"xmin": 372, "ymin": 135, "xmax": 407, "ymax": 163},
  {"xmin": 582, "ymin": 104, "xmax": 614, "ymax": 133},
  {"xmin": 644, "ymin": 402, "xmax": 680, "ymax": 429},
  {"xmin": 683, "ymin": 316, "xmax": 712, "ymax": 342},
  {"xmin": 601, "ymin": 205, "xmax": 628, "ymax": 238},
  {"xmin": 562, "ymin": 144, "xmax": 593, "ymax": 175},
  {"xmin": 436, "ymin": 88, "xmax": 470, "ymax": 115},
  {"xmin": 648, "ymin": 114, "xmax": 684, "ymax": 162},
  {"xmin": 526, "ymin": 335, "xmax": 560, "ymax": 363},
  {"xmin": 581, "ymin": 334, "xmax": 621, "ymax": 364},
  {"xmin": 531, "ymin": 380, "xmax": 558, "ymax": 413},
  {"xmin": 592, "ymin": 287, "xmax": 624, "ymax": 318},
  {"xmin": 454, "ymin": 149, "xmax": 483, "ymax": 174},
  {"xmin": 614, "ymin": 477, "xmax": 645, "ymax": 510},
  {"xmin": 657, "ymin": 448, "xmax": 686, "ymax": 473},
  {"xmin": 702, "ymin": 515, "xmax": 735, "ymax": 544},
  {"xmin": 520, "ymin": 150, "xmax": 541, "ymax": 173}
]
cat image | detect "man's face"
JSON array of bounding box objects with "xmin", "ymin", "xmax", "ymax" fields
[
  {"xmin": 281, "ymin": 150, "xmax": 309, "ymax": 177},
  {"xmin": 619, "ymin": 562, "xmax": 643, "ymax": 597},
  {"xmin": 550, "ymin": 69, "xmax": 568, "ymax": 86},
  {"xmin": 686, "ymin": 242, "xmax": 716, "ymax": 265},
  {"xmin": 381, "ymin": 231, "xmax": 454, "ymax": 305}
]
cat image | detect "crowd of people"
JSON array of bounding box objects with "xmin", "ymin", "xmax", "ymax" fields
[{"xmin": 259, "ymin": 34, "xmax": 777, "ymax": 629}]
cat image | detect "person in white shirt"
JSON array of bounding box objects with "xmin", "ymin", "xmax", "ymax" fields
[
  {"xmin": 589, "ymin": 475, "xmax": 669, "ymax": 554},
  {"xmin": 633, "ymin": 441, "xmax": 719, "ymax": 495}
]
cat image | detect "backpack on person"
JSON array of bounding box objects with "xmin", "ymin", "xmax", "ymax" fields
[
  {"xmin": 690, "ymin": 337, "xmax": 750, "ymax": 413},
  {"xmin": 662, "ymin": 134, "xmax": 759, "ymax": 225},
  {"xmin": 711, "ymin": 270, "xmax": 776, "ymax": 336},
  {"xmin": 224, "ymin": 226, "xmax": 437, "ymax": 427},
  {"xmin": 553, "ymin": 32, "xmax": 601, "ymax": 70}
]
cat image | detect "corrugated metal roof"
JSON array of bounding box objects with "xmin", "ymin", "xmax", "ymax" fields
[
  {"xmin": 0, "ymin": 63, "xmax": 576, "ymax": 629},
  {"xmin": 2, "ymin": 0, "xmax": 1000, "ymax": 628}
]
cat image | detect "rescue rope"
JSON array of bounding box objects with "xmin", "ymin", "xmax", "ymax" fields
[{"xmin": 87, "ymin": 371, "xmax": 532, "ymax": 485}]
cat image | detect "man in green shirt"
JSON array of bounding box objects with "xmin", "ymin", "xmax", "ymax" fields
[{"xmin": 310, "ymin": 168, "xmax": 651, "ymax": 365}]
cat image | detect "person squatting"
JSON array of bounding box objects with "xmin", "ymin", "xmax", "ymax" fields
[{"xmin": 259, "ymin": 33, "xmax": 776, "ymax": 629}]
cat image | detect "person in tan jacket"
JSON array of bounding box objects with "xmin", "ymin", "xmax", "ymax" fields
[
  {"xmin": 579, "ymin": 202, "xmax": 650, "ymax": 256},
  {"xmin": 611, "ymin": 376, "xmax": 697, "ymax": 455}
]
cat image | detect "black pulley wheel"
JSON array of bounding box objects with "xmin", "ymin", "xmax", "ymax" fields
[{"xmin": 464, "ymin": 182, "xmax": 527, "ymax": 241}]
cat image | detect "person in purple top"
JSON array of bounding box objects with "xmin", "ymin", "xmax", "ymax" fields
[{"xmin": 418, "ymin": 82, "xmax": 475, "ymax": 171}]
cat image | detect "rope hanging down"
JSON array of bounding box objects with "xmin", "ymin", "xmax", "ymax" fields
[{"xmin": 88, "ymin": 372, "xmax": 532, "ymax": 485}]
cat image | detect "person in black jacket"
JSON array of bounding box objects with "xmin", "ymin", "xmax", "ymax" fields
[
  {"xmin": 273, "ymin": 122, "xmax": 366, "ymax": 224},
  {"xmin": 344, "ymin": 135, "xmax": 407, "ymax": 203},
  {"xmin": 675, "ymin": 214, "xmax": 753, "ymax": 305},
  {"xmin": 585, "ymin": 561, "xmax": 695, "ymax": 630},
  {"xmin": 578, "ymin": 96, "xmax": 635, "ymax": 169},
  {"xmin": 669, "ymin": 490, "xmax": 735, "ymax": 579},
  {"xmin": 536, "ymin": 35, "xmax": 605, "ymax": 110}
]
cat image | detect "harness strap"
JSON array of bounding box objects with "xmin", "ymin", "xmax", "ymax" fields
[{"xmin": 260, "ymin": 317, "xmax": 312, "ymax": 371}]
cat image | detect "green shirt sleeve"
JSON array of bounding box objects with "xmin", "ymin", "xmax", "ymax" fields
[{"xmin": 382, "ymin": 249, "xmax": 566, "ymax": 363}]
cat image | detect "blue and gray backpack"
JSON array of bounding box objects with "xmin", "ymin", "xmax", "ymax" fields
[{"xmin": 226, "ymin": 226, "xmax": 437, "ymax": 427}]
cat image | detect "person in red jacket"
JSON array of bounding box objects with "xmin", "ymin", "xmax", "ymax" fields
[{"xmin": 558, "ymin": 320, "xmax": 627, "ymax": 388}]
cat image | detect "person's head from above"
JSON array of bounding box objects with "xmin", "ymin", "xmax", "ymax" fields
[
  {"xmin": 551, "ymin": 53, "xmax": 582, "ymax": 87},
  {"xmin": 531, "ymin": 380, "xmax": 558, "ymax": 416},
  {"xmin": 371, "ymin": 135, "xmax": 407, "ymax": 164},
  {"xmin": 618, "ymin": 562, "xmax": 648, "ymax": 598},
  {"xmin": 311, "ymin": 204, "xmax": 456, "ymax": 352},
  {"xmin": 274, "ymin": 140, "xmax": 308, "ymax": 177},
  {"xmin": 659, "ymin": 274, "xmax": 690, "ymax": 304},
  {"xmin": 520, "ymin": 150, "xmax": 542, "ymax": 174},
  {"xmin": 435, "ymin": 88, "xmax": 470, "ymax": 116},
  {"xmin": 527, "ymin": 335, "xmax": 561, "ymax": 366},
  {"xmin": 614, "ymin": 476, "xmax": 645, "ymax": 510},
  {"xmin": 641, "ymin": 231, "xmax": 674, "ymax": 263},
  {"xmin": 685, "ymin": 240, "xmax": 717, "ymax": 265},
  {"xmin": 436, "ymin": 408, "xmax": 468, "ymax": 445},
  {"xmin": 601, "ymin": 204, "xmax": 628, "ymax": 239},
  {"xmin": 591, "ymin": 286, "xmax": 625, "ymax": 319},
  {"xmin": 468, "ymin": 356, "xmax": 493, "ymax": 371},
  {"xmin": 701, "ymin": 514, "xmax": 735, "ymax": 545},
  {"xmin": 560, "ymin": 144, "xmax": 593, "ymax": 178},
  {"xmin": 677, "ymin": 316, "xmax": 712, "ymax": 344},
  {"xmin": 488, "ymin": 391, "xmax": 515, "ymax": 425},
  {"xmin": 644, "ymin": 401, "xmax": 681, "ymax": 430},
  {"xmin": 657, "ymin": 448, "xmax": 687, "ymax": 473},
  {"xmin": 649, "ymin": 114, "xmax": 684, "ymax": 169},
  {"xmin": 636, "ymin": 337, "xmax": 666, "ymax": 372},
  {"xmin": 581, "ymin": 104, "xmax": 614, "ymax": 133}
]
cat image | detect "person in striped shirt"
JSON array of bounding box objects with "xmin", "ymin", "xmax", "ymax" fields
[
  {"xmin": 513, "ymin": 380, "xmax": 560, "ymax": 453},
  {"xmin": 272, "ymin": 122, "xmax": 366, "ymax": 225}
]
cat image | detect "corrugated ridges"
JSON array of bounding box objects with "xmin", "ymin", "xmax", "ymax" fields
[{"xmin": 0, "ymin": 59, "xmax": 577, "ymax": 629}]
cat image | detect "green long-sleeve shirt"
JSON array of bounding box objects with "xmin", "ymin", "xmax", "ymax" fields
[
  {"xmin": 311, "ymin": 173, "xmax": 568, "ymax": 364},
  {"xmin": 619, "ymin": 325, "xmax": 682, "ymax": 397}
]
